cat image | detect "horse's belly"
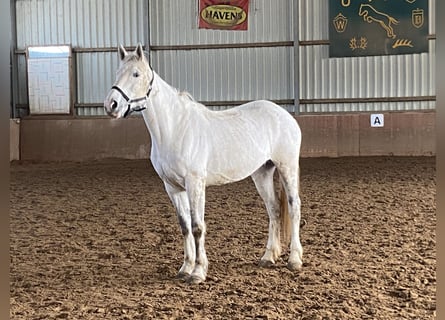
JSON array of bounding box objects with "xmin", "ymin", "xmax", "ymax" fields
[
  {"xmin": 205, "ymin": 155, "xmax": 267, "ymax": 186},
  {"xmin": 205, "ymin": 172, "xmax": 246, "ymax": 186},
  {"xmin": 206, "ymin": 171, "xmax": 244, "ymax": 185}
]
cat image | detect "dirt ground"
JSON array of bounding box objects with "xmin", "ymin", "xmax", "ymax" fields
[{"xmin": 10, "ymin": 156, "xmax": 435, "ymax": 319}]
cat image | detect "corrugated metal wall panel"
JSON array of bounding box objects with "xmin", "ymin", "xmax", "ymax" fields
[
  {"xmin": 302, "ymin": 101, "xmax": 435, "ymax": 113},
  {"xmin": 15, "ymin": 0, "xmax": 145, "ymax": 48},
  {"xmin": 75, "ymin": 50, "xmax": 126, "ymax": 116},
  {"xmin": 299, "ymin": 0, "xmax": 328, "ymax": 41},
  {"xmin": 149, "ymin": 0, "xmax": 294, "ymax": 45},
  {"xmin": 298, "ymin": 0, "xmax": 436, "ymax": 113},
  {"xmin": 14, "ymin": 0, "xmax": 146, "ymax": 116},
  {"xmin": 429, "ymin": 0, "xmax": 435, "ymax": 34},
  {"xmin": 300, "ymin": 43, "xmax": 435, "ymax": 100},
  {"xmin": 12, "ymin": 0, "xmax": 435, "ymax": 117},
  {"xmin": 152, "ymin": 47, "xmax": 294, "ymax": 103},
  {"xmin": 149, "ymin": 0, "xmax": 295, "ymax": 112},
  {"xmin": 76, "ymin": 52, "xmax": 118, "ymax": 103}
]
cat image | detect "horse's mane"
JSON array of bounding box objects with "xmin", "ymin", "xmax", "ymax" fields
[
  {"xmin": 178, "ymin": 90, "xmax": 209, "ymax": 110},
  {"xmin": 178, "ymin": 91, "xmax": 196, "ymax": 102}
]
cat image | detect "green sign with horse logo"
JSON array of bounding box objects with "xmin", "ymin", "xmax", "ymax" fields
[{"xmin": 329, "ymin": 0, "xmax": 429, "ymax": 57}]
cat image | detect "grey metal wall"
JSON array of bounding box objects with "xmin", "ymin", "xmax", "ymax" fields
[
  {"xmin": 149, "ymin": 0, "xmax": 436, "ymax": 113},
  {"xmin": 298, "ymin": 0, "xmax": 436, "ymax": 112},
  {"xmin": 11, "ymin": 0, "xmax": 436, "ymax": 117},
  {"xmin": 150, "ymin": 0, "xmax": 294, "ymax": 45},
  {"xmin": 12, "ymin": 0, "xmax": 147, "ymax": 117},
  {"xmin": 149, "ymin": 0, "xmax": 296, "ymax": 111},
  {"xmin": 152, "ymin": 47, "xmax": 294, "ymax": 106}
]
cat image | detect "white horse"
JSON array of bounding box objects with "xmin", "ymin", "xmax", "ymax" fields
[{"xmin": 104, "ymin": 44, "xmax": 303, "ymax": 284}]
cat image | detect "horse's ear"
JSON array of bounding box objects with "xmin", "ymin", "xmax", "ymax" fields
[
  {"xmin": 118, "ymin": 45, "xmax": 127, "ymax": 61},
  {"xmin": 135, "ymin": 43, "xmax": 144, "ymax": 60}
]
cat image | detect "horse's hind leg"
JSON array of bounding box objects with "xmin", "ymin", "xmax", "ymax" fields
[
  {"xmin": 277, "ymin": 164, "xmax": 303, "ymax": 271},
  {"xmin": 251, "ymin": 161, "xmax": 281, "ymax": 267}
]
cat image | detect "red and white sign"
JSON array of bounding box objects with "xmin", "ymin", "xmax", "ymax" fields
[{"xmin": 198, "ymin": 0, "xmax": 249, "ymax": 30}]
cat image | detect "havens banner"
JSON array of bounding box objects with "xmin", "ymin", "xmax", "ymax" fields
[{"xmin": 199, "ymin": 0, "xmax": 249, "ymax": 30}]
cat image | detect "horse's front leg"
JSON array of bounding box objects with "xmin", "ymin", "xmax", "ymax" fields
[
  {"xmin": 185, "ymin": 177, "xmax": 208, "ymax": 284},
  {"xmin": 164, "ymin": 183, "xmax": 196, "ymax": 278}
]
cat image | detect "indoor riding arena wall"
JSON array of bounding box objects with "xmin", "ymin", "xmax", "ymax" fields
[{"xmin": 10, "ymin": 111, "xmax": 435, "ymax": 162}]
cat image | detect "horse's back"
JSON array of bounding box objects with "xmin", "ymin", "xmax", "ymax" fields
[
  {"xmin": 227, "ymin": 100, "xmax": 299, "ymax": 127},
  {"xmin": 208, "ymin": 99, "xmax": 301, "ymax": 166},
  {"xmin": 236, "ymin": 100, "xmax": 301, "ymax": 144}
]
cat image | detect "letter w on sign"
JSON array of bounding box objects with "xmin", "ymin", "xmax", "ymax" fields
[{"xmin": 198, "ymin": 0, "xmax": 249, "ymax": 30}]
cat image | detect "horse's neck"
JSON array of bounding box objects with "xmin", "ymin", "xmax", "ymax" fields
[{"xmin": 141, "ymin": 73, "xmax": 196, "ymax": 149}]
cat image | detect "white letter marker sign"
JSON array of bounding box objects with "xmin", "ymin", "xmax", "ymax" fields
[{"xmin": 370, "ymin": 114, "xmax": 384, "ymax": 127}]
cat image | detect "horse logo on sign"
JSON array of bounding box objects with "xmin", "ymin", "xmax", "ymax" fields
[{"xmin": 359, "ymin": 4, "xmax": 399, "ymax": 39}]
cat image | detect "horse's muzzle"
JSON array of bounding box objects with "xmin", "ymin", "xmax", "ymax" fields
[{"xmin": 104, "ymin": 99, "xmax": 119, "ymax": 118}]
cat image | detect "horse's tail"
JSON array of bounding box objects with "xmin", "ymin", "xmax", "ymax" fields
[{"xmin": 279, "ymin": 183, "xmax": 291, "ymax": 248}]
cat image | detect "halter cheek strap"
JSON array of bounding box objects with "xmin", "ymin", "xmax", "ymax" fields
[{"xmin": 111, "ymin": 73, "xmax": 155, "ymax": 117}]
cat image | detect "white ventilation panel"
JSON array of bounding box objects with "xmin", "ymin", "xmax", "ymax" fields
[{"xmin": 27, "ymin": 45, "xmax": 72, "ymax": 115}]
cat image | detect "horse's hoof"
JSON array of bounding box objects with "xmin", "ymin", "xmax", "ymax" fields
[
  {"xmin": 176, "ymin": 272, "xmax": 190, "ymax": 281},
  {"xmin": 258, "ymin": 259, "xmax": 275, "ymax": 268},
  {"xmin": 186, "ymin": 275, "xmax": 205, "ymax": 285},
  {"xmin": 287, "ymin": 261, "xmax": 302, "ymax": 271}
]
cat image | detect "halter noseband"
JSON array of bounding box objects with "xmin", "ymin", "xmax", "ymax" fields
[{"xmin": 111, "ymin": 73, "xmax": 155, "ymax": 118}]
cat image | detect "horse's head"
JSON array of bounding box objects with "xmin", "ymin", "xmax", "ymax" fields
[{"xmin": 104, "ymin": 43, "xmax": 154, "ymax": 118}]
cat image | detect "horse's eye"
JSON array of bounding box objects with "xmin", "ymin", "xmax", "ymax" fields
[{"xmin": 133, "ymin": 72, "xmax": 140, "ymax": 78}]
